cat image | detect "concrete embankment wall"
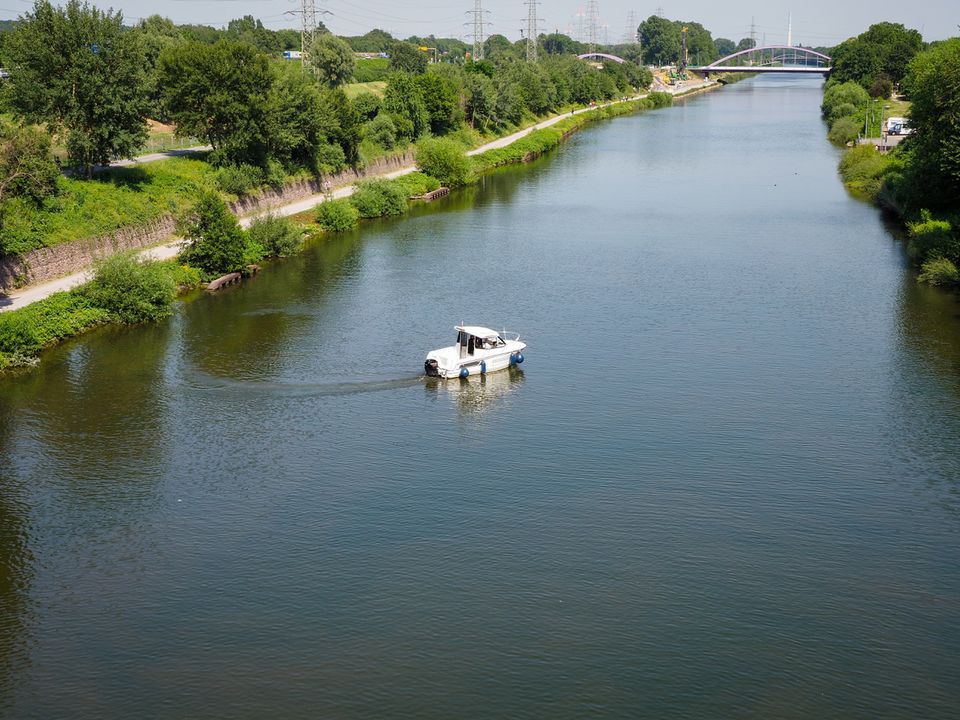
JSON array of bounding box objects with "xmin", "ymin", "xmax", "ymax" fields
[{"xmin": 0, "ymin": 151, "xmax": 416, "ymax": 291}]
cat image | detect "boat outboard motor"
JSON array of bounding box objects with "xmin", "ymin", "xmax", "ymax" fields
[{"xmin": 424, "ymin": 359, "xmax": 440, "ymax": 377}]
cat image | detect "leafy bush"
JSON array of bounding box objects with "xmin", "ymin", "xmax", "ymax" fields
[
  {"xmin": 917, "ymin": 256, "xmax": 960, "ymax": 286},
  {"xmin": 828, "ymin": 117, "xmax": 860, "ymax": 145},
  {"xmin": 178, "ymin": 191, "xmax": 249, "ymax": 277},
  {"xmin": 353, "ymin": 58, "xmax": 389, "ymax": 83},
  {"xmin": 349, "ymin": 179, "xmax": 408, "ymax": 218},
  {"xmin": 363, "ymin": 113, "xmax": 397, "ymax": 150},
  {"xmin": 352, "ymin": 92, "xmax": 381, "ymax": 120},
  {"xmin": 247, "ymin": 214, "xmax": 303, "ymax": 257},
  {"xmin": 415, "ymin": 137, "xmax": 470, "ymax": 187},
  {"xmin": 393, "ymin": 171, "xmax": 441, "ymax": 197},
  {"xmin": 0, "ymin": 291, "xmax": 109, "ymax": 358},
  {"xmin": 821, "ymin": 81, "xmax": 870, "ymax": 119},
  {"xmin": 215, "ymin": 164, "xmax": 265, "ymax": 196},
  {"xmin": 907, "ymin": 211, "xmax": 959, "ymax": 264},
  {"xmin": 264, "ymin": 159, "xmax": 287, "ymax": 189},
  {"xmin": 316, "ymin": 198, "xmax": 360, "ymax": 231},
  {"xmin": 315, "ymin": 143, "xmax": 346, "ymax": 173},
  {"xmin": 829, "ymin": 102, "xmax": 858, "ymax": 123},
  {"xmin": 77, "ymin": 252, "xmax": 178, "ymax": 323},
  {"xmin": 646, "ymin": 92, "xmax": 674, "ymax": 108}
]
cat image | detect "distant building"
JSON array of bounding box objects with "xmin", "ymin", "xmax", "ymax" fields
[{"xmin": 282, "ymin": 50, "xmax": 303, "ymax": 60}]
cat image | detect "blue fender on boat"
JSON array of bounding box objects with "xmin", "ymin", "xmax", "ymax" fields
[
  {"xmin": 480, "ymin": 360, "xmax": 487, "ymax": 374},
  {"xmin": 459, "ymin": 367, "xmax": 469, "ymax": 379},
  {"xmin": 513, "ymin": 352, "xmax": 525, "ymax": 365}
]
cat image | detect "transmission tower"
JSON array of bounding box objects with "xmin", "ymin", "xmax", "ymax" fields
[
  {"xmin": 466, "ymin": 0, "xmax": 490, "ymax": 60},
  {"xmin": 585, "ymin": 0, "xmax": 600, "ymax": 51},
  {"xmin": 749, "ymin": 16, "xmax": 756, "ymax": 46},
  {"xmin": 525, "ymin": 0, "xmax": 541, "ymax": 62},
  {"xmin": 624, "ymin": 10, "xmax": 638, "ymax": 44},
  {"xmin": 301, "ymin": 0, "xmax": 317, "ymax": 69}
]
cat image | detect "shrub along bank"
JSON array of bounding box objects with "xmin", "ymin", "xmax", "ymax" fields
[{"xmin": 826, "ymin": 37, "xmax": 960, "ymax": 287}]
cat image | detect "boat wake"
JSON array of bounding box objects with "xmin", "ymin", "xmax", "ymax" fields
[{"xmin": 183, "ymin": 371, "xmax": 426, "ymax": 398}]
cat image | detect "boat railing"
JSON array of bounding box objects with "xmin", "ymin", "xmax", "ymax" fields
[{"xmin": 500, "ymin": 330, "xmax": 521, "ymax": 342}]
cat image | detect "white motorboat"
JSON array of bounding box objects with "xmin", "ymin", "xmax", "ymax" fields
[{"xmin": 424, "ymin": 325, "xmax": 526, "ymax": 379}]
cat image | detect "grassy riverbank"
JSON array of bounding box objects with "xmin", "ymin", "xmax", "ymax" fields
[{"xmin": 0, "ymin": 91, "xmax": 682, "ymax": 373}]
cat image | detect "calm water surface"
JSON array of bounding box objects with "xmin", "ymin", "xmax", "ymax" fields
[{"xmin": 2, "ymin": 76, "xmax": 960, "ymax": 718}]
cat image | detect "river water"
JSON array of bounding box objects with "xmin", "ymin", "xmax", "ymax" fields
[{"xmin": 2, "ymin": 75, "xmax": 960, "ymax": 718}]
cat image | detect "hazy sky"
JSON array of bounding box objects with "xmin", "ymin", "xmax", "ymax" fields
[{"xmin": 1, "ymin": 0, "xmax": 955, "ymax": 45}]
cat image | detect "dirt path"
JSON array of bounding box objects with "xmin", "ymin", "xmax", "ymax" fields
[{"xmin": 2, "ymin": 85, "xmax": 716, "ymax": 313}]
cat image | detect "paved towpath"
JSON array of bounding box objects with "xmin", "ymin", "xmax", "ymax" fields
[{"xmin": 1, "ymin": 86, "xmax": 717, "ymax": 313}]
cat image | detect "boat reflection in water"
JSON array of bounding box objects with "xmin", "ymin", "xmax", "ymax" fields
[{"xmin": 424, "ymin": 366, "xmax": 525, "ymax": 417}]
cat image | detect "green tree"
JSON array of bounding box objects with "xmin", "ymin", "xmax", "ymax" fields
[
  {"xmin": 639, "ymin": 15, "xmax": 680, "ymax": 65},
  {"xmin": 0, "ymin": 124, "xmax": 60, "ymax": 206},
  {"xmin": 78, "ymin": 252, "xmax": 177, "ymax": 323},
  {"xmin": 158, "ymin": 40, "xmax": 272, "ymax": 166},
  {"xmin": 311, "ymin": 32, "xmax": 354, "ymax": 87},
  {"xmin": 714, "ymin": 38, "xmax": 736, "ymax": 57},
  {"xmin": 325, "ymin": 88, "xmax": 360, "ymax": 165},
  {"xmin": 384, "ymin": 72, "xmax": 429, "ymax": 141},
  {"xmin": 901, "ymin": 39, "xmax": 960, "ymax": 209},
  {"xmin": 484, "ymin": 34, "xmax": 516, "ymax": 62},
  {"xmin": 177, "ymin": 191, "xmax": 248, "ymax": 276},
  {"xmin": 415, "ymin": 72, "xmax": 461, "ymax": 135},
  {"xmin": 266, "ymin": 63, "xmax": 337, "ymax": 170},
  {"xmin": 830, "ymin": 22, "xmax": 922, "ymax": 89},
  {"xmin": 388, "ymin": 42, "xmax": 427, "ymax": 74},
  {"xmin": 735, "ymin": 37, "xmax": 756, "ymax": 52},
  {"xmin": 464, "ymin": 73, "xmax": 496, "ymax": 130},
  {"xmin": 5, "ymin": 0, "xmax": 149, "ymax": 177}
]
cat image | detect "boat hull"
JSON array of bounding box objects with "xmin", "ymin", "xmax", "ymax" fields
[{"xmin": 425, "ymin": 342, "xmax": 526, "ymax": 379}]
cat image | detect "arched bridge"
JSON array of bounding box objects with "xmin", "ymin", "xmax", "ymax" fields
[
  {"xmin": 577, "ymin": 52, "xmax": 625, "ymax": 64},
  {"xmin": 696, "ymin": 45, "xmax": 831, "ymax": 75}
]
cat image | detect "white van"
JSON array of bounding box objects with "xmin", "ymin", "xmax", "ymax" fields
[{"xmin": 886, "ymin": 117, "xmax": 912, "ymax": 135}]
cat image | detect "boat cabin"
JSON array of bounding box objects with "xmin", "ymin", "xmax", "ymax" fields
[{"xmin": 456, "ymin": 325, "xmax": 507, "ymax": 358}]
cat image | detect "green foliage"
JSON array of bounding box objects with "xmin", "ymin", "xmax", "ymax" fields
[
  {"xmin": 349, "ymin": 179, "xmax": 407, "ymax": 218},
  {"xmin": 384, "ymin": 72, "xmax": 429, "ymax": 142},
  {"xmin": 311, "ymin": 33, "xmax": 355, "ymax": 88},
  {"xmin": 177, "ymin": 191, "xmax": 248, "ymax": 276},
  {"xmin": 0, "ymin": 291, "xmax": 109, "ymax": 363},
  {"xmin": 830, "ymin": 22, "xmax": 923, "ymax": 89},
  {"xmin": 353, "ymin": 58, "xmax": 390, "ymax": 83},
  {"xmin": 388, "ymin": 42, "xmax": 427, "ymax": 75},
  {"xmin": 266, "ymin": 63, "xmax": 340, "ymax": 172},
  {"xmin": 158, "ymin": 40, "xmax": 271, "ymax": 167},
  {"xmin": 5, "ymin": 0, "xmax": 149, "ymax": 176},
  {"xmin": 246, "ymin": 213, "xmax": 303, "ymax": 257},
  {"xmin": 315, "ymin": 198, "xmax": 360, "ymax": 231},
  {"xmin": 363, "ymin": 113, "xmax": 398, "ymax": 149},
  {"xmin": 828, "ymin": 117, "xmax": 860, "ymax": 145},
  {"xmin": 76, "ymin": 251, "xmax": 177, "ymax": 323},
  {"xmin": 464, "ymin": 73, "xmax": 497, "ymax": 131},
  {"xmin": 917, "ymin": 256, "xmax": 960, "ymax": 286},
  {"xmin": 315, "ymin": 143, "xmax": 346, "ymax": 173},
  {"xmin": 415, "ymin": 137, "xmax": 470, "ymax": 187},
  {"xmin": 0, "ymin": 123, "xmax": 60, "ymax": 218},
  {"xmin": 838, "ymin": 144, "xmax": 898, "ymax": 196},
  {"xmin": 393, "ymin": 171, "xmax": 441, "ymax": 197},
  {"xmin": 0, "ymin": 157, "xmax": 216, "ymax": 256},
  {"xmin": 343, "ymin": 29, "xmax": 394, "ymax": 54},
  {"xmin": 821, "ymin": 81, "xmax": 870, "ymax": 122},
  {"xmin": 352, "ymin": 92, "xmax": 382, "ymax": 120},
  {"xmin": 415, "ymin": 72, "xmax": 462, "ymax": 135},
  {"xmin": 214, "ymin": 164, "xmax": 264, "ymax": 196},
  {"xmin": 638, "ymin": 15, "xmax": 681, "ymax": 65},
  {"xmin": 907, "ymin": 211, "xmax": 960, "ymax": 265},
  {"xmin": 901, "ymin": 39, "xmax": 960, "ymax": 211}
]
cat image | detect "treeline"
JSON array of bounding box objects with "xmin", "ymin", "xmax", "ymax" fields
[
  {"xmin": 820, "ymin": 24, "xmax": 960, "ymax": 285},
  {"xmin": 0, "ymin": 0, "xmax": 658, "ymax": 258}
]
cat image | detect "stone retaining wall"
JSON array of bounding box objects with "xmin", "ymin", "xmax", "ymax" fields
[{"xmin": 0, "ymin": 150, "xmax": 416, "ymax": 291}]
